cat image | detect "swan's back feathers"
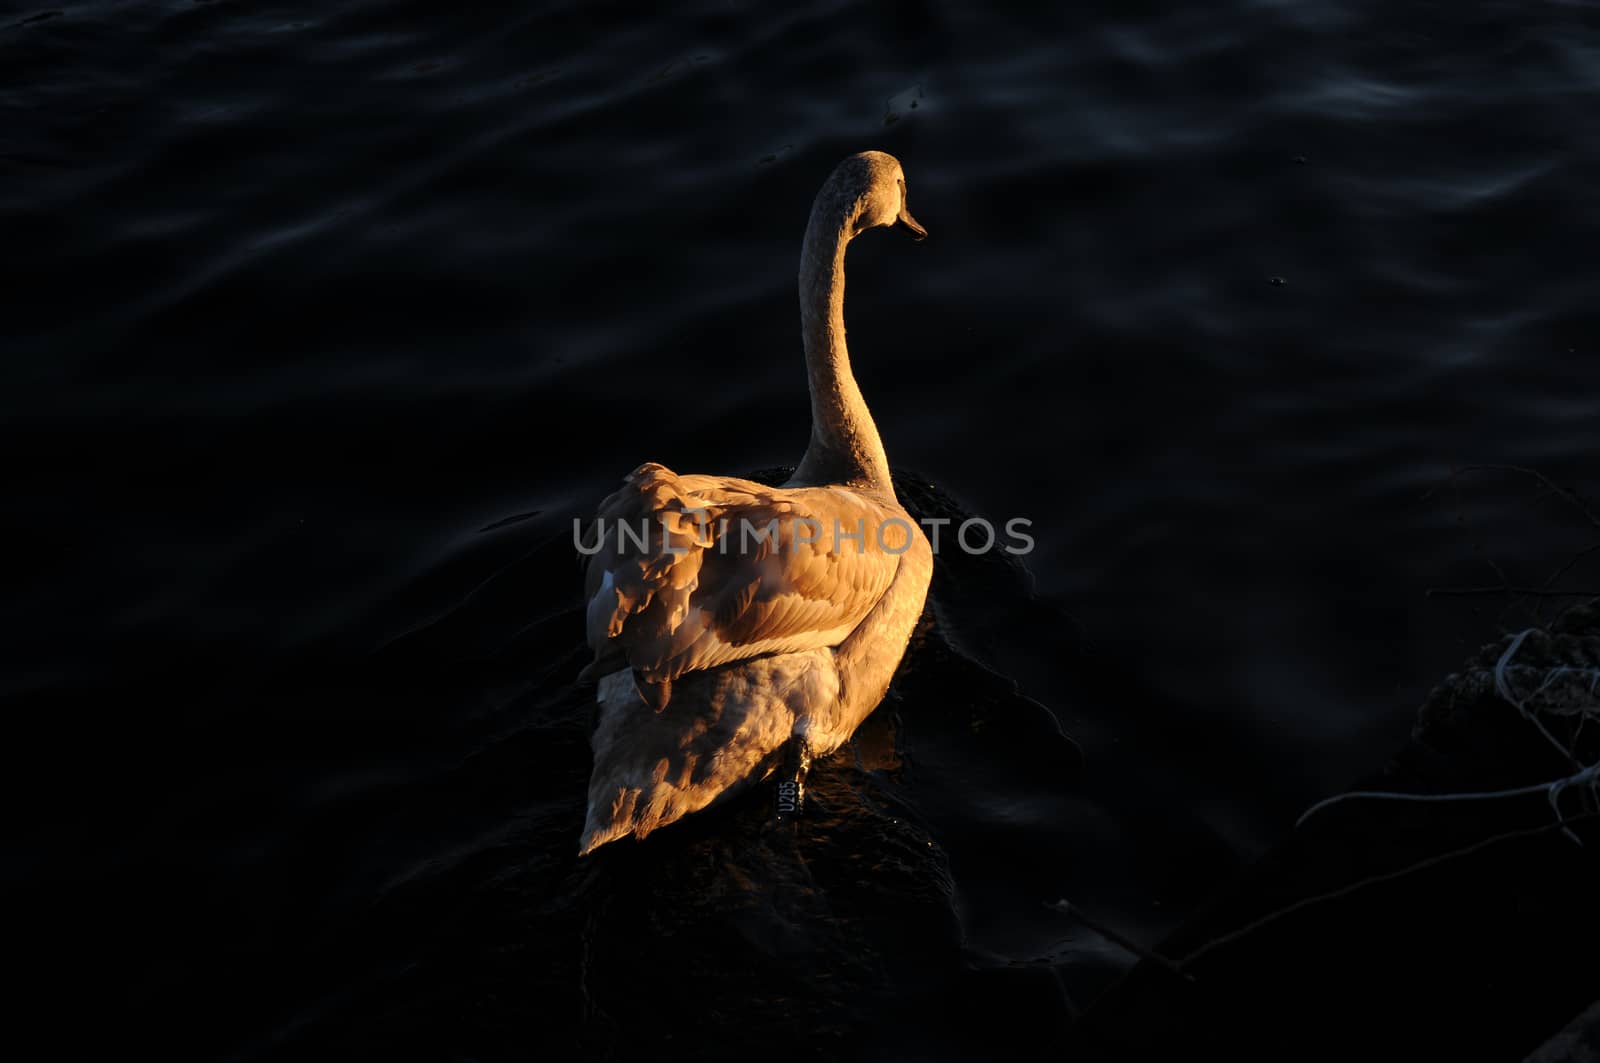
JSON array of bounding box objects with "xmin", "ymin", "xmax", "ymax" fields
[{"xmin": 581, "ymin": 462, "xmax": 909, "ymax": 706}]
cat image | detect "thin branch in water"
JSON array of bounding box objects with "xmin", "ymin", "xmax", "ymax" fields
[
  {"xmin": 1494, "ymin": 629, "xmax": 1586, "ymax": 772},
  {"xmin": 1047, "ymin": 900, "xmax": 1194, "ymax": 983},
  {"xmin": 1297, "ymin": 776, "xmax": 1576, "ymax": 829},
  {"xmin": 1425, "ymin": 586, "xmax": 1600, "ymax": 599},
  {"xmin": 1177, "ymin": 811, "xmax": 1600, "ymax": 970},
  {"xmin": 1297, "ymin": 762, "xmax": 1600, "ymax": 842},
  {"xmin": 1480, "ymin": 554, "xmax": 1524, "ymax": 622},
  {"xmin": 1454, "ymin": 463, "xmax": 1600, "ymax": 532},
  {"xmin": 1423, "ymin": 464, "xmax": 1600, "ymax": 625},
  {"xmin": 1540, "ymin": 542, "xmax": 1600, "ymax": 592}
]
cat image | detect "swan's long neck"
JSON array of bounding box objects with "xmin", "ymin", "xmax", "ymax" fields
[{"xmin": 792, "ymin": 190, "xmax": 894, "ymax": 493}]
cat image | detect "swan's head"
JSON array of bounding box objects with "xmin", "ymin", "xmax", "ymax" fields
[{"xmin": 834, "ymin": 150, "xmax": 927, "ymax": 242}]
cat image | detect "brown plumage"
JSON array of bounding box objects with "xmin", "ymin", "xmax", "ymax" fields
[
  {"xmin": 580, "ymin": 462, "xmax": 912, "ymax": 710},
  {"xmin": 578, "ymin": 150, "xmax": 933, "ymax": 854}
]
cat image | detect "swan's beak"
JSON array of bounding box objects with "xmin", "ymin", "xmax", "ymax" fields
[{"xmin": 894, "ymin": 206, "xmax": 927, "ymax": 241}]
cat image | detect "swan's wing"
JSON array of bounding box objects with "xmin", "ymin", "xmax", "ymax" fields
[{"xmin": 580, "ymin": 463, "xmax": 912, "ymax": 708}]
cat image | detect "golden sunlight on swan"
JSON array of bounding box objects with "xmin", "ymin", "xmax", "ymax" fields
[{"xmin": 576, "ymin": 150, "xmax": 933, "ymax": 855}]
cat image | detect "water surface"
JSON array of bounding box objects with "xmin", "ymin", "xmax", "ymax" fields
[{"xmin": 5, "ymin": 0, "xmax": 1599, "ymax": 1057}]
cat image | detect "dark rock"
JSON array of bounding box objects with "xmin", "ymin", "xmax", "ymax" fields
[{"xmin": 1070, "ymin": 602, "xmax": 1600, "ymax": 1062}]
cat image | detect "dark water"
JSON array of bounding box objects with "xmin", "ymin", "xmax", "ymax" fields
[{"xmin": 6, "ymin": 0, "xmax": 1600, "ymax": 1057}]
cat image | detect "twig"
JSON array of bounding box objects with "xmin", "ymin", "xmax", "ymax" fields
[
  {"xmin": 1425, "ymin": 586, "xmax": 1600, "ymax": 599},
  {"xmin": 1177, "ymin": 810, "xmax": 1600, "ymax": 969},
  {"xmin": 1454, "ymin": 464, "xmax": 1600, "ymax": 532},
  {"xmin": 1048, "ymin": 900, "xmax": 1194, "ymax": 983},
  {"xmin": 1423, "ymin": 464, "xmax": 1600, "ymax": 625},
  {"xmin": 1494, "ymin": 629, "xmax": 1586, "ymax": 772},
  {"xmin": 1301, "ymin": 635, "xmax": 1597, "ymax": 844},
  {"xmin": 1541, "ymin": 542, "xmax": 1600, "ymax": 592},
  {"xmin": 1482, "ymin": 555, "xmax": 1522, "ymax": 619},
  {"xmin": 1295, "ymin": 773, "xmax": 1591, "ymax": 830}
]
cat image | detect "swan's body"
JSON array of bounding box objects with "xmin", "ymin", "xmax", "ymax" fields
[{"xmin": 578, "ymin": 151, "xmax": 931, "ymax": 855}]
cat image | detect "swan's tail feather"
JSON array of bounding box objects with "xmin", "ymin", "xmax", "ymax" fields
[{"xmin": 577, "ymin": 653, "xmax": 835, "ymax": 855}]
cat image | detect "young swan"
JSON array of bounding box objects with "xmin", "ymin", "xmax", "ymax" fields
[{"xmin": 577, "ymin": 151, "xmax": 931, "ymax": 855}]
